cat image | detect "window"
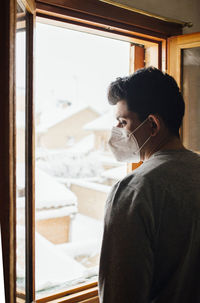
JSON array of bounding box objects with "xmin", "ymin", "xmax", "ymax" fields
[
  {"xmin": 15, "ymin": 15, "xmax": 163, "ymax": 302},
  {"xmin": 34, "ymin": 19, "xmax": 130, "ymax": 299},
  {"xmin": 36, "ymin": 18, "xmax": 163, "ymax": 302}
]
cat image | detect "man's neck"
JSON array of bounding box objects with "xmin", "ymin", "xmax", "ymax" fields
[
  {"xmin": 160, "ymin": 135, "xmax": 185, "ymax": 151},
  {"xmin": 145, "ymin": 134, "xmax": 185, "ymax": 161}
]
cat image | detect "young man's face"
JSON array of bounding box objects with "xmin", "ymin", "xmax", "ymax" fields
[
  {"xmin": 115, "ymin": 100, "xmax": 141, "ymax": 131},
  {"xmin": 115, "ymin": 100, "xmax": 151, "ymax": 160}
]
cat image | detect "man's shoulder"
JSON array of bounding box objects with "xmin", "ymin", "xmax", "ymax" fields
[
  {"xmin": 124, "ymin": 150, "xmax": 199, "ymax": 187},
  {"xmin": 119, "ymin": 157, "xmax": 167, "ymax": 189},
  {"xmin": 120, "ymin": 149, "xmax": 200, "ymax": 190}
]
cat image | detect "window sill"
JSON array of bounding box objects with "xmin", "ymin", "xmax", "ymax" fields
[{"xmin": 36, "ymin": 282, "xmax": 99, "ymax": 303}]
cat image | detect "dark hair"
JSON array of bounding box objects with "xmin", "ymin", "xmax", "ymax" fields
[{"xmin": 108, "ymin": 67, "xmax": 185, "ymax": 137}]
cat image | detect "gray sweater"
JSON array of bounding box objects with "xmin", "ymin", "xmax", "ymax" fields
[{"xmin": 99, "ymin": 149, "xmax": 200, "ymax": 303}]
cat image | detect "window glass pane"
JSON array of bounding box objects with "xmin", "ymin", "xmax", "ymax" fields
[
  {"xmin": 182, "ymin": 47, "xmax": 200, "ymax": 151},
  {"xmin": 16, "ymin": 2, "xmax": 27, "ymax": 301},
  {"xmin": 35, "ymin": 20, "xmax": 129, "ymax": 298}
]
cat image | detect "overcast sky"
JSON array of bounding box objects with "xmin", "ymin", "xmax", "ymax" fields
[
  {"xmin": 16, "ymin": 21, "xmax": 130, "ymax": 114},
  {"xmin": 35, "ymin": 21, "xmax": 130, "ymax": 113}
]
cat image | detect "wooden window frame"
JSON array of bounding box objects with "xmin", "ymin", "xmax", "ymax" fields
[
  {"xmin": 167, "ymin": 32, "xmax": 200, "ymax": 147},
  {"xmin": 36, "ymin": 283, "xmax": 98, "ymax": 303},
  {"xmin": 0, "ymin": 1, "xmax": 16, "ymax": 302},
  {"xmin": 1, "ymin": 1, "xmax": 184, "ymax": 302},
  {"xmin": 25, "ymin": 9, "xmax": 36, "ymax": 303},
  {"xmin": 35, "ymin": 0, "xmax": 182, "ymax": 38},
  {"xmin": 168, "ymin": 33, "xmax": 200, "ymax": 89}
]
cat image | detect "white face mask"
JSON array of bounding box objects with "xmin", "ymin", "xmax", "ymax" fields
[{"xmin": 108, "ymin": 118, "xmax": 151, "ymax": 163}]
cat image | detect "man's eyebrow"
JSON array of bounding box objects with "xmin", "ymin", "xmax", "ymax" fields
[{"xmin": 116, "ymin": 115, "xmax": 127, "ymax": 121}]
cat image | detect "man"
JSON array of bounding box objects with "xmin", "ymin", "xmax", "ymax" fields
[{"xmin": 99, "ymin": 67, "xmax": 200, "ymax": 303}]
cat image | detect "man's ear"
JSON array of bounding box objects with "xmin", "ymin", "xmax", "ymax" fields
[{"xmin": 148, "ymin": 114, "xmax": 161, "ymax": 136}]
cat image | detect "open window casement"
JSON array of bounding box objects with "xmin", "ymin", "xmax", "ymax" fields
[
  {"xmin": 168, "ymin": 32, "xmax": 200, "ymax": 153},
  {"xmin": 1, "ymin": 0, "xmax": 190, "ymax": 302},
  {"xmin": 1, "ymin": 0, "xmax": 36, "ymax": 302},
  {"xmin": 16, "ymin": 0, "xmax": 36, "ymax": 302}
]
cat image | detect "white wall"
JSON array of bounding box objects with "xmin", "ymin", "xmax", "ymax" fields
[{"xmin": 113, "ymin": 0, "xmax": 200, "ymax": 34}]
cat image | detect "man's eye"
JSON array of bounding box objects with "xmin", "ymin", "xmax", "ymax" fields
[{"xmin": 120, "ymin": 120, "xmax": 127, "ymax": 126}]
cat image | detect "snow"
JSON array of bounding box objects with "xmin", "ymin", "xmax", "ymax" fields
[
  {"xmin": 59, "ymin": 240, "xmax": 101, "ymax": 259},
  {"xmin": 17, "ymin": 199, "xmax": 77, "ymax": 221},
  {"xmin": 101, "ymin": 165, "xmax": 127, "ymax": 180},
  {"xmin": 37, "ymin": 104, "xmax": 99, "ymax": 132},
  {"xmin": 35, "ymin": 205, "xmax": 78, "ymax": 220},
  {"xmin": 16, "ymin": 165, "xmax": 77, "ymax": 209},
  {"xmin": 35, "ymin": 168, "xmax": 77, "ymax": 209},
  {"xmin": 84, "ymin": 111, "xmax": 115, "ymax": 131},
  {"xmin": 16, "ymin": 225, "xmax": 85, "ymax": 290},
  {"xmin": 59, "ymin": 213, "xmax": 103, "ymax": 266},
  {"xmin": 35, "ymin": 233, "xmax": 85, "ymax": 291},
  {"xmin": 17, "ymin": 214, "xmax": 103, "ymax": 293},
  {"xmin": 70, "ymin": 213, "xmax": 103, "ymax": 243},
  {"xmin": 94, "ymin": 151, "xmax": 123, "ymax": 167},
  {"xmin": 36, "ymin": 150, "xmax": 104, "ymax": 179},
  {"xmin": 66, "ymin": 134, "xmax": 94, "ymax": 154}
]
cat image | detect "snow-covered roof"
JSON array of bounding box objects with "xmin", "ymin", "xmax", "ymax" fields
[
  {"xmin": 83, "ymin": 111, "xmax": 114, "ymax": 131},
  {"xmin": 35, "ymin": 205, "xmax": 78, "ymax": 220},
  {"xmin": 37, "ymin": 104, "xmax": 99, "ymax": 132},
  {"xmin": 16, "ymin": 164, "xmax": 77, "ymax": 209},
  {"xmin": 101, "ymin": 165, "xmax": 127, "ymax": 180},
  {"xmin": 35, "ymin": 168, "xmax": 77, "ymax": 209},
  {"xmin": 17, "ymin": 226, "xmax": 85, "ymax": 291},
  {"xmin": 35, "ymin": 232, "xmax": 85, "ymax": 292},
  {"xmin": 17, "ymin": 213, "xmax": 103, "ymax": 292}
]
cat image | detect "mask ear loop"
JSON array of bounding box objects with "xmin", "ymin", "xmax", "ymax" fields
[
  {"xmin": 134, "ymin": 135, "xmax": 151, "ymax": 154},
  {"xmin": 128, "ymin": 118, "xmax": 149, "ymax": 137}
]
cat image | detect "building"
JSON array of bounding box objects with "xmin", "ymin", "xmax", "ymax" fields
[
  {"xmin": 84, "ymin": 111, "xmax": 113, "ymax": 152},
  {"xmin": 36, "ymin": 105, "xmax": 99, "ymax": 149}
]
